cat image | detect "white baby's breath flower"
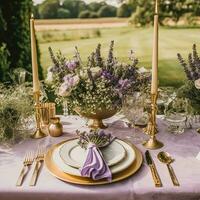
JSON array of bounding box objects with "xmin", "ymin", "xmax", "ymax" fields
[{"xmin": 195, "ymin": 79, "xmax": 200, "ymax": 89}]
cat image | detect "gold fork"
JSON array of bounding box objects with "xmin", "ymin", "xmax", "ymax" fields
[
  {"xmin": 16, "ymin": 152, "xmax": 34, "ymax": 186},
  {"xmin": 29, "ymin": 147, "xmax": 45, "ymax": 186}
]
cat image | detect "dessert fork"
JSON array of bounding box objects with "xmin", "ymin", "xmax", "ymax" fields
[
  {"xmin": 16, "ymin": 151, "xmax": 34, "ymax": 186},
  {"xmin": 29, "ymin": 147, "xmax": 45, "ymax": 186}
]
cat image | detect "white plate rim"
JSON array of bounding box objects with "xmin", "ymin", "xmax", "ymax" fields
[
  {"xmin": 59, "ymin": 139, "xmax": 126, "ymax": 168},
  {"xmin": 52, "ymin": 139, "xmax": 136, "ymax": 176}
]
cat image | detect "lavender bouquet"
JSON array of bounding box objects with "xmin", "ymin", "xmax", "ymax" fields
[
  {"xmin": 177, "ymin": 44, "xmax": 200, "ymax": 114},
  {"xmin": 47, "ymin": 41, "xmax": 149, "ymax": 116}
]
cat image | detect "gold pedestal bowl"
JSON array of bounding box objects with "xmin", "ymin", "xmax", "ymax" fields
[{"xmin": 75, "ymin": 107, "xmax": 120, "ymax": 129}]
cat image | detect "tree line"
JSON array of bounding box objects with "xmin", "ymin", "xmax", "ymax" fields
[
  {"xmin": 34, "ymin": 0, "xmax": 200, "ymax": 26},
  {"xmin": 34, "ymin": 0, "xmax": 135, "ymax": 19},
  {"xmin": 0, "ymin": 0, "xmax": 43, "ymax": 84}
]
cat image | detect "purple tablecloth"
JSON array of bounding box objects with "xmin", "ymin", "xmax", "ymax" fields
[{"xmin": 0, "ymin": 115, "xmax": 200, "ymax": 200}]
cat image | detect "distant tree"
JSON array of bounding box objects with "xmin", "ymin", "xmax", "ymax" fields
[
  {"xmin": 0, "ymin": 0, "xmax": 43, "ymax": 82},
  {"xmin": 88, "ymin": 2, "xmax": 106, "ymax": 12},
  {"xmin": 0, "ymin": 8, "xmax": 6, "ymax": 42},
  {"xmin": 78, "ymin": 10, "xmax": 91, "ymax": 18},
  {"xmin": 90, "ymin": 12, "xmax": 99, "ymax": 18},
  {"xmin": 39, "ymin": 0, "xmax": 59, "ymax": 19},
  {"xmin": 33, "ymin": 4, "xmax": 40, "ymax": 19},
  {"xmin": 117, "ymin": 3, "xmax": 133, "ymax": 17},
  {"xmin": 0, "ymin": 43, "xmax": 10, "ymax": 82},
  {"xmin": 98, "ymin": 5, "xmax": 117, "ymax": 17},
  {"xmin": 57, "ymin": 8, "xmax": 71, "ymax": 18},
  {"xmin": 63, "ymin": 0, "xmax": 87, "ymax": 18}
]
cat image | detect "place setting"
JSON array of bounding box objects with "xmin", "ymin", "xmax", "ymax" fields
[
  {"xmin": 2, "ymin": 0, "xmax": 200, "ymax": 199},
  {"xmin": 13, "ymin": 0, "xmax": 187, "ymax": 188}
]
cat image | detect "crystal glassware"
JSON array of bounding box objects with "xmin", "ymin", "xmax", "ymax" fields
[
  {"xmin": 165, "ymin": 113, "xmax": 187, "ymax": 134},
  {"xmin": 122, "ymin": 92, "xmax": 147, "ymax": 143},
  {"xmin": 164, "ymin": 97, "xmax": 188, "ymax": 134}
]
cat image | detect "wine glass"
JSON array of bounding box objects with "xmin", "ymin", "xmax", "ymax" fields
[{"xmin": 122, "ymin": 92, "xmax": 147, "ymax": 143}]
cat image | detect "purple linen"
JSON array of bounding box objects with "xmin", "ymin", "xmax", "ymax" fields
[
  {"xmin": 80, "ymin": 143, "xmax": 112, "ymax": 181},
  {"xmin": 1, "ymin": 115, "xmax": 200, "ymax": 200}
]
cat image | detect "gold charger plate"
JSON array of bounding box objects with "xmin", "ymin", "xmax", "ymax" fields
[{"xmin": 44, "ymin": 138, "xmax": 143, "ymax": 185}]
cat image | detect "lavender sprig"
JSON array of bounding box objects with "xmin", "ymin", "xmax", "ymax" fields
[
  {"xmin": 177, "ymin": 44, "xmax": 200, "ymax": 81},
  {"xmin": 95, "ymin": 44, "xmax": 103, "ymax": 67},
  {"xmin": 177, "ymin": 53, "xmax": 192, "ymax": 80},
  {"xmin": 76, "ymin": 130, "xmax": 115, "ymax": 149},
  {"xmin": 48, "ymin": 47, "xmax": 60, "ymax": 69}
]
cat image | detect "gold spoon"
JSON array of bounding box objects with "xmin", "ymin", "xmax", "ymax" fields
[{"xmin": 157, "ymin": 151, "xmax": 180, "ymax": 186}]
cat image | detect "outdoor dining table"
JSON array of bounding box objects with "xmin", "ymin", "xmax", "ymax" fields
[{"xmin": 0, "ymin": 115, "xmax": 200, "ymax": 200}]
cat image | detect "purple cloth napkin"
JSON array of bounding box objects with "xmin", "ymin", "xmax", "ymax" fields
[{"xmin": 80, "ymin": 143, "xmax": 112, "ymax": 181}]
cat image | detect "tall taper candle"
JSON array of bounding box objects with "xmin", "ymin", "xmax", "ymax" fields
[
  {"xmin": 151, "ymin": 0, "xmax": 159, "ymax": 94},
  {"xmin": 30, "ymin": 15, "xmax": 40, "ymax": 92}
]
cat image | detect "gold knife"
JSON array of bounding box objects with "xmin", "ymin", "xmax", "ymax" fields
[{"xmin": 145, "ymin": 150, "xmax": 162, "ymax": 187}]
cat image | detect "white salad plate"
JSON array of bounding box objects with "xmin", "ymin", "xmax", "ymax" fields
[
  {"xmin": 52, "ymin": 139, "xmax": 136, "ymax": 176},
  {"xmin": 59, "ymin": 139, "xmax": 126, "ymax": 168}
]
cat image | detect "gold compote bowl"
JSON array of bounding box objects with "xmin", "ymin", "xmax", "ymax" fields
[{"xmin": 75, "ymin": 107, "xmax": 120, "ymax": 129}]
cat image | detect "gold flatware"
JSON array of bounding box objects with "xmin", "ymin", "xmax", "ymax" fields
[
  {"xmin": 30, "ymin": 147, "xmax": 45, "ymax": 186},
  {"xmin": 16, "ymin": 152, "xmax": 34, "ymax": 186},
  {"xmin": 145, "ymin": 150, "xmax": 162, "ymax": 187},
  {"xmin": 157, "ymin": 151, "xmax": 180, "ymax": 186}
]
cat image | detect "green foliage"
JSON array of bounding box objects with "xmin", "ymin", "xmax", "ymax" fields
[
  {"xmin": 177, "ymin": 81, "xmax": 200, "ymax": 114},
  {"xmin": 128, "ymin": 0, "xmax": 200, "ymax": 26},
  {"xmin": 78, "ymin": 10, "xmax": 91, "ymax": 19},
  {"xmin": 0, "ymin": 0, "xmax": 43, "ymax": 83},
  {"xmin": 0, "ymin": 84, "xmax": 34, "ymax": 143},
  {"xmin": 117, "ymin": 3, "xmax": 133, "ymax": 18},
  {"xmin": 57, "ymin": 8, "xmax": 71, "ymax": 19},
  {"xmin": 63, "ymin": 0, "xmax": 87, "ymax": 18},
  {"xmin": 39, "ymin": 0, "xmax": 59, "ymax": 19},
  {"xmin": 88, "ymin": 2, "xmax": 106, "ymax": 12},
  {"xmin": 0, "ymin": 43, "xmax": 10, "ymax": 82},
  {"xmin": 98, "ymin": 5, "xmax": 117, "ymax": 18},
  {"xmin": 90, "ymin": 12, "xmax": 99, "ymax": 19}
]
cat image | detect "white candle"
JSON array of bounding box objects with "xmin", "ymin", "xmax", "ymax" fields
[
  {"xmin": 30, "ymin": 15, "xmax": 40, "ymax": 92},
  {"xmin": 151, "ymin": 0, "xmax": 159, "ymax": 94}
]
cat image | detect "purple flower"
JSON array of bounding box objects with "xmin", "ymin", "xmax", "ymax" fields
[
  {"xmin": 115, "ymin": 79, "xmax": 131, "ymax": 97},
  {"xmin": 118, "ymin": 79, "xmax": 130, "ymax": 89},
  {"xmin": 98, "ymin": 130, "xmax": 106, "ymax": 137},
  {"xmin": 59, "ymin": 75, "xmax": 80, "ymax": 97},
  {"xmin": 101, "ymin": 70, "xmax": 113, "ymax": 79},
  {"xmin": 65, "ymin": 60, "xmax": 78, "ymax": 71}
]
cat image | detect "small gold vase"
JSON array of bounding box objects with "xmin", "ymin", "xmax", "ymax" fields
[{"xmin": 48, "ymin": 117, "xmax": 63, "ymax": 137}]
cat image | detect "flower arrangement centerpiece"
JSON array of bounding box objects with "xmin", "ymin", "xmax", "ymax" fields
[
  {"xmin": 47, "ymin": 41, "xmax": 149, "ymax": 128},
  {"xmin": 177, "ymin": 44, "xmax": 200, "ymax": 115}
]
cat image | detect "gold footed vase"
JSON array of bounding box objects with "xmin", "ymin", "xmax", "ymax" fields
[{"xmin": 75, "ymin": 107, "xmax": 119, "ymax": 129}]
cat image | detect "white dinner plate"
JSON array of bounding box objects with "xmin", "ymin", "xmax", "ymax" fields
[
  {"xmin": 52, "ymin": 139, "xmax": 136, "ymax": 176},
  {"xmin": 59, "ymin": 139, "xmax": 126, "ymax": 168}
]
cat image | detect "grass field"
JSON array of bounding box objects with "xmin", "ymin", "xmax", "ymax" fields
[{"xmin": 38, "ymin": 25, "xmax": 200, "ymax": 87}]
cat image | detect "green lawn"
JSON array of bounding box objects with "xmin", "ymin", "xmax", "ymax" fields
[{"xmin": 38, "ymin": 26, "xmax": 200, "ymax": 87}]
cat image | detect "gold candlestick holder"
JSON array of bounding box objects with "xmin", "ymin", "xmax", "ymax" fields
[
  {"xmin": 143, "ymin": 93, "xmax": 164, "ymax": 149},
  {"xmin": 31, "ymin": 91, "xmax": 46, "ymax": 139}
]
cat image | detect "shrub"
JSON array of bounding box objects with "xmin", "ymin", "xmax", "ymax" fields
[
  {"xmin": 93, "ymin": 29, "xmax": 101, "ymax": 37},
  {"xmin": 98, "ymin": 5, "xmax": 117, "ymax": 17},
  {"xmin": 90, "ymin": 12, "xmax": 99, "ymax": 18},
  {"xmin": 0, "ymin": 0, "xmax": 43, "ymax": 83},
  {"xmin": 39, "ymin": 0, "xmax": 59, "ymax": 19},
  {"xmin": 117, "ymin": 3, "xmax": 132, "ymax": 18},
  {"xmin": 0, "ymin": 43, "xmax": 10, "ymax": 82},
  {"xmin": 57, "ymin": 8, "xmax": 71, "ymax": 19},
  {"xmin": 78, "ymin": 10, "xmax": 91, "ymax": 18}
]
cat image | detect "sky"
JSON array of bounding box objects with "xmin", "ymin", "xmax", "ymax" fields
[{"xmin": 33, "ymin": 0, "xmax": 119, "ymax": 6}]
